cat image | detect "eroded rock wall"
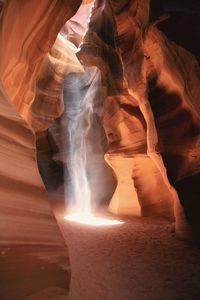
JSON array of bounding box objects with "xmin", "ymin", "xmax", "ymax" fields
[
  {"xmin": 145, "ymin": 26, "xmax": 200, "ymax": 239},
  {"xmin": 78, "ymin": 0, "xmax": 200, "ymax": 238},
  {"xmin": 0, "ymin": 82, "xmax": 64, "ymax": 245},
  {"xmin": 0, "ymin": 0, "xmax": 81, "ymax": 245}
]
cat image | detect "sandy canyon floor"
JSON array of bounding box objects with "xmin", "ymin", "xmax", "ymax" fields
[{"xmin": 1, "ymin": 202, "xmax": 200, "ymax": 300}]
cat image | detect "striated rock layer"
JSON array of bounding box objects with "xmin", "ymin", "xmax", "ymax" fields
[
  {"xmin": 0, "ymin": 82, "xmax": 63, "ymax": 244},
  {"xmin": 78, "ymin": 0, "xmax": 200, "ymax": 239},
  {"xmin": 0, "ymin": 0, "xmax": 82, "ymax": 245},
  {"xmin": 145, "ymin": 26, "xmax": 200, "ymax": 239}
]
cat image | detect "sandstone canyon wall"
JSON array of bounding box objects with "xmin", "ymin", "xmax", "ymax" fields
[
  {"xmin": 77, "ymin": 0, "xmax": 200, "ymax": 239},
  {"xmin": 0, "ymin": 0, "xmax": 82, "ymax": 245}
]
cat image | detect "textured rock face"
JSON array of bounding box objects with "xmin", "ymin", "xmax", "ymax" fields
[
  {"xmin": 28, "ymin": 37, "xmax": 84, "ymax": 133},
  {"xmin": 78, "ymin": 0, "xmax": 173, "ymax": 218},
  {"xmin": 0, "ymin": 0, "xmax": 82, "ymax": 244},
  {"xmin": 78, "ymin": 0, "xmax": 200, "ymax": 238},
  {"xmin": 145, "ymin": 27, "xmax": 200, "ymax": 239},
  {"xmin": 0, "ymin": 82, "xmax": 63, "ymax": 245},
  {"xmin": 0, "ymin": 0, "xmax": 81, "ymax": 115}
]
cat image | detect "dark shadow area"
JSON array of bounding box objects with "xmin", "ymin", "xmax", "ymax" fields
[
  {"xmin": 175, "ymin": 173, "xmax": 200, "ymax": 243},
  {"xmin": 150, "ymin": 0, "xmax": 200, "ymax": 63}
]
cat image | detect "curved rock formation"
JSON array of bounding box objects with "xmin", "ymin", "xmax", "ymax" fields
[
  {"xmin": 0, "ymin": 0, "xmax": 82, "ymax": 244},
  {"xmin": 145, "ymin": 26, "xmax": 200, "ymax": 239},
  {"xmin": 78, "ymin": 0, "xmax": 200, "ymax": 239},
  {"xmin": 78, "ymin": 0, "xmax": 173, "ymax": 219},
  {"xmin": 28, "ymin": 37, "xmax": 83, "ymax": 133},
  {"xmin": 0, "ymin": 0, "xmax": 81, "ymax": 115},
  {"xmin": 0, "ymin": 82, "xmax": 63, "ymax": 245}
]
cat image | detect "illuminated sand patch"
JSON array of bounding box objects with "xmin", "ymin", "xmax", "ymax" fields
[{"xmin": 65, "ymin": 213, "xmax": 124, "ymax": 226}]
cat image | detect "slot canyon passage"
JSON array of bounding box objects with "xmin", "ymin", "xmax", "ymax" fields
[{"xmin": 1, "ymin": 0, "xmax": 200, "ymax": 299}]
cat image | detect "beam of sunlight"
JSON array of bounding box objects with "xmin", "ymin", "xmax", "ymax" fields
[
  {"xmin": 62, "ymin": 2, "xmax": 124, "ymax": 226},
  {"xmin": 63, "ymin": 67, "xmax": 124, "ymax": 226},
  {"xmin": 63, "ymin": 67, "xmax": 96, "ymax": 214}
]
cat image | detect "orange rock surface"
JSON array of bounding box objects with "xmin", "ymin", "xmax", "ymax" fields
[
  {"xmin": 0, "ymin": 0, "xmax": 82, "ymax": 244},
  {"xmin": 78, "ymin": 0, "xmax": 200, "ymax": 239}
]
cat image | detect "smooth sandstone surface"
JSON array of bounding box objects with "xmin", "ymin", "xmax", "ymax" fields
[
  {"xmin": 0, "ymin": 0, "xmax": 82, "ymax": 244},
  {"xmin": 0, "ymin": 0, "xmax": 82, "ymax": 115},
  {"xmin": 0, "ymin": 81, "xmax": 64, "ymax": 245}
]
